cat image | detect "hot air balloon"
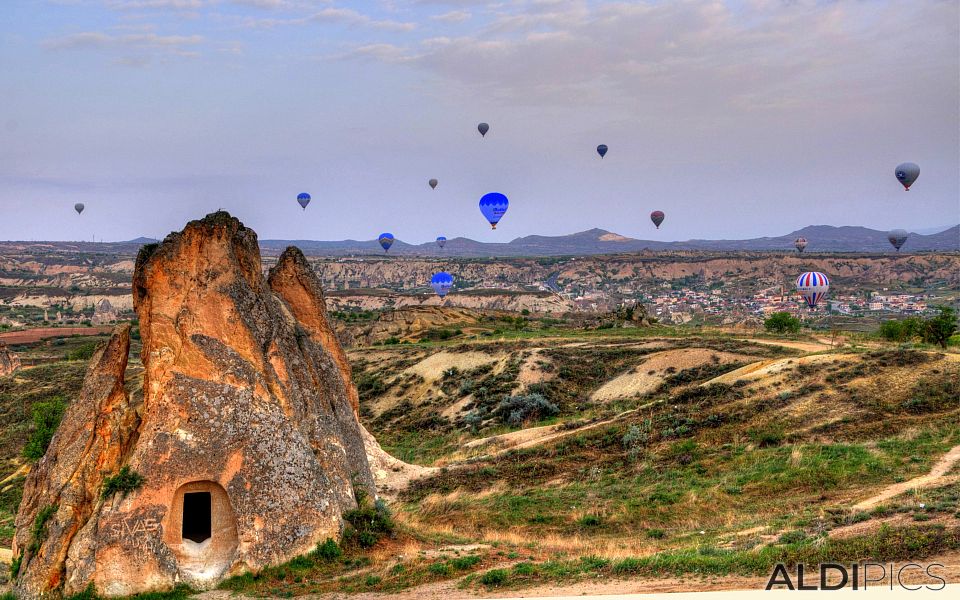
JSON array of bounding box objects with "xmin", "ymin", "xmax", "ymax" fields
[
  {"xmin": 378, "ymin": 233, "xmax": 395, "ymax": 252},
  {"xmin": 436, "ymin": 236, "xmax": 447, "ymax": 249},
  {"xmin": 597, "ymin": 144, "xmax": 608, "ymax": 159},
  {"xmin": 431, "ymin": 272, "xmax": 454, "ymax": 298},
  {"xmin": 888, "ymin": 229, "xmax": 909, "ymax": 251},
  {"xmin": 74, "ymin": 203, "xmax": 85, "ymax": 215},
  {"xmin": 895, "ymin": 163, "xmax": 920, "ymax": 191},
  {"xmin": 429, "ymin": 179, "xmax": 438, "ymax": 190},
  {"xmin": 795, "ymin": 237, "xmax": 808, "ymax": 253},
  {"xmin": 297, "ymin": 192, "xmax": 311, "ymax": 210},
  {"xmin": 797, "ymin": 271, "xmax": 830, "ymax": 309},
  {"xmin": 650, "ymin": 211, "xmax": 665, "ymax": 229},
  {"xmin": 479, "ymin": 192, "xmax": 509, "ymax": 229},
  {"xmin": 478, "ymin": 122, "xmax": 489, "ymax": 137}
]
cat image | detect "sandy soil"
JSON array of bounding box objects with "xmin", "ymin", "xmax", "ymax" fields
[
  {"xmin": 516, "ymin": 349, "xmax": 553, "ymax": 391},
  {"xmin": 705, "ymin": 353, "xmax": 856, "ymax": 386},
  {"xmin": 362, "ymin": 426, "xmax": 437, "ymax": 500},
  {"xmin": 591, "ymin": 349, "xmax": 750, "ymax": 402},
  {"xmin": 405, "ymin": 351, "xmax": 500, "ymax": 382},
  {"xmin": 739, "ymin": 338, "xmax": 831, "ymax": 353},
  {"xmin": 0, "ymin": 326, "xmax": 114, "ymax": 345}
]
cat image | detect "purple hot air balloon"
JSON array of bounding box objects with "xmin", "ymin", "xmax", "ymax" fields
[{"xmin": 650, "ymin": 211, "xmax": 665, "ymax": 229}]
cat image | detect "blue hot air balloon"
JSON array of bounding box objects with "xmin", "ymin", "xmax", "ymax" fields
[
  {"xmin": 796, "ymin": 272, "xmax": 830, "ymax": 309},
  {"xmin": 597, "ymin": 144, "xmax": 608, "ymax": 159},
  {"xmin": 479, "ymin": 192, "xmax": 509, "ymax": 229},
  {"xmin": 297, "ymin": 192, "xmax": 311, "ymax": 210},
  {"xmin": 436, "ymin": 236, "xmax": 447, "ymax": 249},
  {"xmin": 431, "ymin": 272, "xmax": 454, "ymax": 298},
  {"xmin": 378, "ymin": 233, "xmax": 395, "ymax": 252}
]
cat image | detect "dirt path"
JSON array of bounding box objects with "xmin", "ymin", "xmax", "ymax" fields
[
  {"xmin": 853, "ymin": 444, "xmax": 960, "ymax": 511},
  {"xmin": 192, "ymin": 551, "xmax": 960, "ymax": 599}
]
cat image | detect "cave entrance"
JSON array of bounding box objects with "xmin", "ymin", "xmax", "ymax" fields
[{"xmin": 182, "ymin": 491, "xmax": 212, "ymax": 543}]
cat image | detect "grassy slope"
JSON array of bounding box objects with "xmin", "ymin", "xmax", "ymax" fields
[{"xmin": 2, "ymin": 326, "xmax": 958, "ymax": 597}]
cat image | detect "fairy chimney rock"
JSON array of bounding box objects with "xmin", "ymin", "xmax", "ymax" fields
[{"xmin": 12, "ymin": 212, "xmax": 374, "ymax": 597}]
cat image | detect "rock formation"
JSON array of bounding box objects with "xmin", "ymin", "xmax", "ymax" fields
[
  {"xmin": 0, "ymin": 342, "xmax": 20, "ymax": 377},
  {"xmin": 12, "ymin": 212, "xmax": 375, "ymax": 597}
]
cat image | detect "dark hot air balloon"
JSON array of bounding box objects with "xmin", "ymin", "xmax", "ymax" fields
[
  {"xmin": 297, "ymin": 192, "xmax": 311, "ymax": 210},
  {"xmin": 74, "ymin": 203, "xmax": 85, "ymax": 215},
  {"xmin": 436, "ymin": 236, "xmax": 447, "ymax": 249},
  {"xmin": 650, "ymin": 211, "xmax": 665, "ymax": 229},
  {"xmin": 479, "ymin": 192, "xmax": 509, "ymax": 229},
  {"xmin": 888, "ymin": 229, "xmax": 909, "ymax": 251},
  {"xmin": 795, "ymin": 237, "xmax": 808, "ymax": 253},
  {"xmin": 478, "ymin": 122, "xmax": 489, "ymax": 137},
  {"xmin": 429, "ymin": 179, "xmax": 438, "ymax": 190},
  {"xmin": 895, "ymin": 163, "xmax": 920, "ymax": 190},
  {"xmin": 596, "ymin": 144, "xmax": 608, "ymax": 159},
  {"xmin": 378, "ymin": 233, "xmax": 395, "ymax": 252}
]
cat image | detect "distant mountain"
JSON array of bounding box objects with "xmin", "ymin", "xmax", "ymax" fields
[
  {"xmin": 259, "ymin": 225, "xmax": 959, "ymax": 257},
  {"xmin": 5, "ymin": 226, "xmax": 956, "ymax": 257}
]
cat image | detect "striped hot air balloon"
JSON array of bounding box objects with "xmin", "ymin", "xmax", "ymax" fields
[
  {"xmin": 796, "ymin": 271, "xmax": 830, "ymax": 309},
  {"xmin": 378, "ymin": 233, "xmax": 395, "ymax": 252}
]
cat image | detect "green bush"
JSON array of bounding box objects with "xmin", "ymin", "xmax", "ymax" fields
[
  {"xmin": 450, "ymin": 555, "xmax": 481, "ymax": 570},
  {"xmin": 29, "ymin": 504, "xmax": 57, "ymax": 553},
  {"xmin": 342, "ymin": 498, "xmax": 394, "ymax": 550},
  {"xmin": 23, "ymin": 398, "xmax": 67, "ymax": 460},
  {"xmin": 764, "ymin": 312, "xmax": 801, "ymax": 334},
  {"xmin": 66, "ymin": 342, "xmax": 99, "ymax": 361},
  {"xmin": 494, "ymin": 393, "xmax": 559, "ymax": 426},
  {"xmin": 479, "ymin": 568, "xmax": 509, "ymax": 587},
  {"xmin": 312, "ymin": 538, "xmax": 343, "ymax": 562},
  {"xmin": 101, "ymin": 466, "xmax": 145, "ymax": 500}
]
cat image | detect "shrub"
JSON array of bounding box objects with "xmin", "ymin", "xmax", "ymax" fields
[
  {"xmin": 494, "ymin": 393, "xmax": 559, "ymax": 426},
  {"xmin": 342, "ymin": 498, "xmax": 394, "ymax": 549},
  {"xmin": 101, "ymin": 466, "xmax": 145, "ymax": 500},
  {"xmin": 450, "ymin": 555, "xmax": 481, "ymax": 570},
  {"xmin": 777, "ymin": 530, "xmax": 808, "ymax": 545},
  {"xmin": 764, "ymin": 312, "xmax": 801, "ymax": 334},
  {"xmin": 312, "ymin": 538, "xmax": 342, "ymax": 562},
  {"xmin": 23, "ymin": 398, "xmax": 67, "ymax": 460},
  {"xmin": 577, "ymin": 514, "xmax": 602, "ymax": 527},
  {"xmin": 429, "ymin": 562, "xmax": 452, "ymax": 576},
  {"xmin": 29, "ymin": 504, "xmax": 57, "ymax": 553},
  {"xmin": 747, "ymin": 424, "xmax": 785, "ymax": 448},
  {"xmin": 646, "ymin": 528, "xmax": 666, "ymax": 539},
  {"xmin": 66, "ymin": 342, "xmax": 99, "ymax": 361},
  {"xmin": 479, "ymin": 568, "xmax": 509, "ymax": 587}
]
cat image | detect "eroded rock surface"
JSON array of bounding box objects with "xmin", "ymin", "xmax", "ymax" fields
[
  {"xmin": 0, "ymin": 342, "xmax": 20, "ymax": 377},
  {"xmin": 13, "ymin": 212, "xmax": 375, "ymax": 597}
]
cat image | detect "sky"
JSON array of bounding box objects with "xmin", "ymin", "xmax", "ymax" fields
[{"xmin": 1, "ymin": 0, "xmax": 958, "ymax": 244}]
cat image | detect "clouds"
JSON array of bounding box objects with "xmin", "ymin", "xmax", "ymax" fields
[
  {"xmin": 44, "ymin": 31, "xmax": 204, "ymax": 50},
  {"xmin": 2, "ymin": 0, "xmax": 957, "ymax": 242}
]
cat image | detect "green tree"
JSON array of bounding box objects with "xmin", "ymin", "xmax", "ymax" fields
[
  {"xmin": 764, "ymin": 312, "xmax": 801, "ymax": 334},
  {"xmin": 878, "ymin": 316, "xmax": 924, "ymax": 343},
  {"xmin": 923, "ymin": 306, "xmax": 958, "ymax": 349}
]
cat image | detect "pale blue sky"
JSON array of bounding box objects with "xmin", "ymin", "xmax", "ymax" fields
[{"xmin": 1, "ymin": 0, "xmax": 958, "ymax": 243}]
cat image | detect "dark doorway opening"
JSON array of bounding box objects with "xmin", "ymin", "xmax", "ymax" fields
[{"xmin": 182, "ymin": 491, "xmax": 212, "ymax": 543}]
